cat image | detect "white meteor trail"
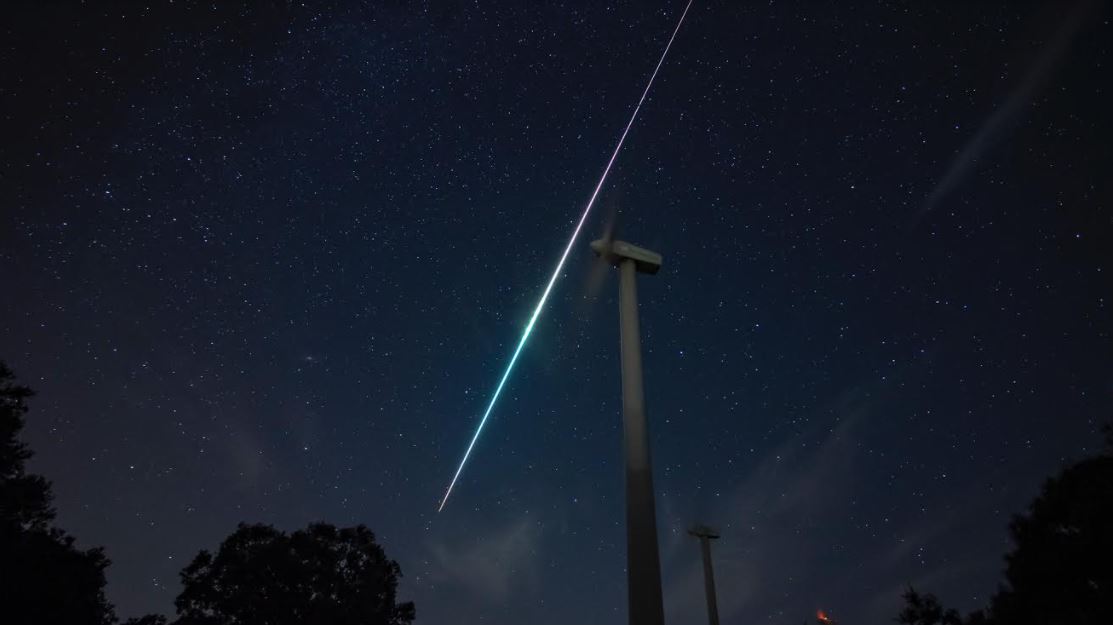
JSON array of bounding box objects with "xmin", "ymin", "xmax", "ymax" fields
[{"xmin": 438, "ymin": 0, "xmax": 694, "ymax": 512}]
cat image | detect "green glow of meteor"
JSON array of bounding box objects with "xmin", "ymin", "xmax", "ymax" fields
[{"xmin": 437, "ymin": 0, "xmax": 693, "ymax": 512}]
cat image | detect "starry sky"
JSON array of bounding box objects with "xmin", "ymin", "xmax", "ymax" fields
[{"xmin": 2, "ymin": 2, "xmax": 1111, "ymax": 624}]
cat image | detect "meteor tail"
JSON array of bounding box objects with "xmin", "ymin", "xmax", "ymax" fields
[{"xmin": 438, "ymin": 0, "xmax": 694, "ymax": 512}]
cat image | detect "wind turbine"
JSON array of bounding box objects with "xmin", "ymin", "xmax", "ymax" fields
[{"xmin": 591, "ymin": 232, "xmax": 665, "ymax": 625}]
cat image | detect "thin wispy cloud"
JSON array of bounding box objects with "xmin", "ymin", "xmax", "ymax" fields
[
  {"xmin": 429, "ymin": 516, "xmax": 542, "ymax": 602},
  {"xmin": 920, "ymin": 0, "xmax": 1095, "ymax": 217},
  {"xmin": 659, "ymin": 383, "xmax": 1013, "ymax": 625},
  {"xmin": 662, "ymin": 392, "xmax": 867, "ymax": 624}
]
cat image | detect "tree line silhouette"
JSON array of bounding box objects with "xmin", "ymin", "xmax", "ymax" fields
[
  {"xmin": 1, "ymin": 362, "xmax": 414, "ymax": 625},
  {"xmin": 2, "ymin": 360, "xmax": 1110, "ymax": 623},
  {"xmin": 897, "ymin": 424, "xmax": 1112, "ymax": 625}
]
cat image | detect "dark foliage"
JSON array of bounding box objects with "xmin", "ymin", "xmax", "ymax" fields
[
  {"xmin": 0, "ymin": 361, "xmax": 52, "ymax": 529},
  {"xmin": 897, "ymin": 588, "xmax": 964, "ymax": 625},
  {"xmin": 897, "ymin": 435, "xmax": 1113, "ymax": 625},
  {"xmin": 989, "ymin": 453, "xmax": 1113, "ymax": 625},
  {"xmin": 174, "ymin": 522, "xmax": 415, "ymax": 625},
  {"xmin": 1, "ymin": 524, "xmax": 114, "ymax": 624},
  {"xmin": 0, "ymin": 361, "xmax": 115, "ymax": 625},
  {"xmin": 896, "ymin": 588, "xmax": 989, "ymax": 625},
  {"xmin": 123, "ymin": 616, "xmax": 169, "ymax": 625}
]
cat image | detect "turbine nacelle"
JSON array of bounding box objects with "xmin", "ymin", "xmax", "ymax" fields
[
  {"xmin": 591, "ymin": 239, "xmax": 663, "ymax": 275},
  {"xmin": 688, "ymin": 524, "xmax": 720, "ymax": 539}
]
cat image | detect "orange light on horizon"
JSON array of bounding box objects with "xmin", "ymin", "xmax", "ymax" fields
[{"xmin": 817, "ymin": 609, "xmax": 832, "ymax": 623}]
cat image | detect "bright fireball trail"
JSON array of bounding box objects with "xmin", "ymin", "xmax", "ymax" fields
[{"xmin": 437, "ymin": 0, "xmax": 694, "ymax": 512}]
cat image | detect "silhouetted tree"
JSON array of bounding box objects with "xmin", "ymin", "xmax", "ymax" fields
[
  {"xmin": 897, "ymin": 588, "xmax": 980, "ymax": 625},
  {"xmin": 0, "ymin": 361, "xmax": 115, "ymax": 625},
  {"xmin": 0, "ymin": 362, "xmax": 51, "ymax": 529},
  {"xmin": 173, "ymin": 522, "xmax": 415, "ymax": 625},
  {"xmin": 897, "ymin": 431, "xmax": 1113, "ymax": 625},
  {"xmin": 123, "ymin": 616, "xmax": 168, "ymax": 625},
  {"xmin": 988, "ymin": 451, "xmax": 1113, "ymax": 624}
]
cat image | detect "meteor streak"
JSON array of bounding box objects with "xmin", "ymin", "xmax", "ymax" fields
[{"xmin": 437, "ymin": 0, "xmax": 693, "ymax": 512}]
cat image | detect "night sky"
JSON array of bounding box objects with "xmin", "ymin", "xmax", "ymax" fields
[{"xmin": 2, "ymin": 2, "xmax": 1111, "ymax": 624}]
